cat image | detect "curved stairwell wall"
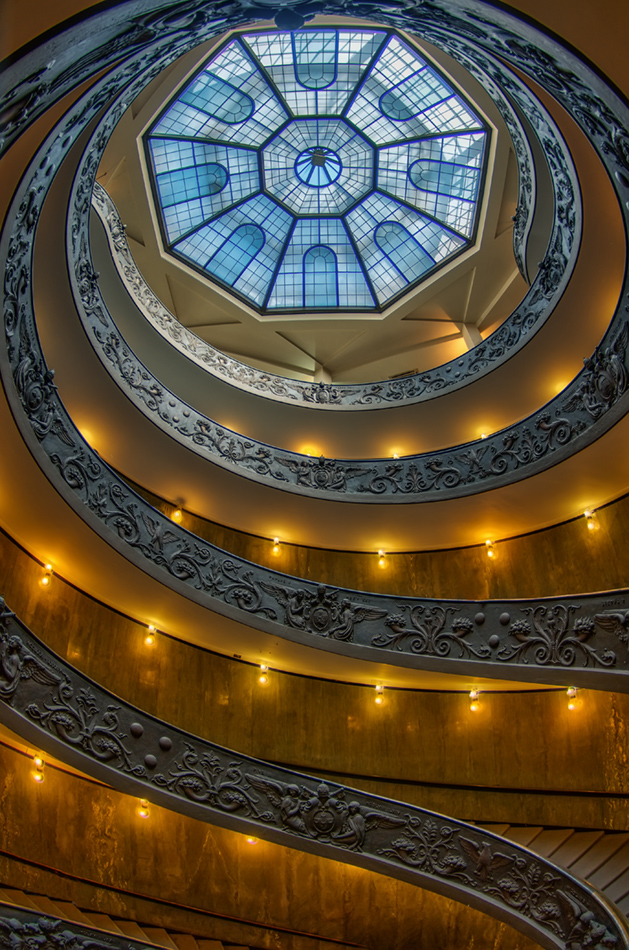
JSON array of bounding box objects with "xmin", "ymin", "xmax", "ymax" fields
[{"xmin": 1, "ymin": 0, "xmax": 629, "ymax": 946}]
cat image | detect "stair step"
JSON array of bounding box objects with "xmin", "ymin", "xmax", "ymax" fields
[
  {"xmin": 142, "ymin": 927, "xmax": 181, "ymax": 949},
  {"xmin": 571, "ymin": 833, "xmax": 629, "ymax": 880},
  {"xmin": 477, "ymin": 823, "xmax": 510, "ymax": 836},
  {"xmin": 49, "ymin": 900, "xmax": 93, "ymax": 925},
  {"xmin": 503, "ymin": 826, "xmax": 544, "ymax": 847},
  {"xmin": 590, "ymin": 840, "xmax": 629, "ymax": 889},
  {"xmin": 171, "ymin": 935, "xmax": 201, "ymax": 950},
  {"xmin": 116, "ymin": 920, "xmax": 153, "ymax": 941},
  {"xmin": 0, "ymin": 889, "xmax": 40, "ymax": 909},
  {"xmin": 546, "ymin": 830, "xmax": 605, "ymax": 867},
  {"xmin": 26, "ymin": 896, "xmax": 68, "ymax": 918},
  {"xmin": 616, "ymin": 892, "xmax": 629, "ymax": 917},
  {"xmin": 604, "ymin": 867, "xmax": 629, "ymax": 904},
  {"xmin": 84, "ymin": 913, "xmax": 126, "ymax": 935},
  {"xmin": 196, "ymin": 941, "xmax": 225, "ymax": 950},
  {"xmin": 523, "ymin": 828, "xmax": 574, "ymax": 858}
]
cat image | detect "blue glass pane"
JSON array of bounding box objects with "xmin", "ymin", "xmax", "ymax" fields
[
  {"xmin": 304, "ymin": 246, "xmax": 339, "ymax": 306},
  {"xmin": 377, "ymin": 133, "xmax": 486, "ymax": 237},
  {"xmin": 244, "ymin": 30, "xmax": 386, "ymax": 116},
  {"xmin": 263, "ymin": 119, "xmax": 373, "ymax": 215},
  {"xmin": 152, "ymin": 39, "xmax": 287, "ymax": 147},
  {"xmin": 268, "ymin": 219, "xmax": 374, "ymax": 309},
  {"xmin": 380, "ymin": 69, "xmax": 449, "ymax": 121},
  {"xmin": 148, "ymin": 139, "xmax": 261, "ymax": 242},
  {"xmin": 293, "ymin": 32, "xmax": 337, "ymax": 89},
  {"xmin": 181, "ymin": 73, "xmax": 253, "ymax": 124},
  {"xmin": 173, "ymin": 194, "xmax": 293, "ymax": 307},
  {"xmin": 346, "ymin": 192, "xmax": 465, "ymax": 305},
  {"xmin": 375, "ymin": 222, "xmax": 432, "ymax": 281},
  {"xmin": 209, "ymin": 224, "xmax": 265, "ymax": 284},
  {"xmin": 347, "ymin": 36, "xmax": 482, "ymax": 145}
]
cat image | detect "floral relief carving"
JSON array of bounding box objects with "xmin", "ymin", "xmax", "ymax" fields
[{"xmin": 0, "ymin": 601, "xmax": 625, "ymax": 947}]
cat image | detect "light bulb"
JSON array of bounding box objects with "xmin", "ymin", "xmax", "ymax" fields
[
  {"xmin": 469, "ymin": 689, "xmax": 480, "ymax": 712},
  {"xmin": 32, "ymin": 770, "xmax": 44, "ymax": 783},
  {"xmin": 272, "ymin": 538, "xmax": 280, "ymax": 555},
  {"xmin": 171, "ymin": 507, "xmax": 183, "ymax": 523},
  {"xmin": 258, "ymin": 673, "xmax": 268, "ymax": 685},
  {"xmin": 485, "ymin": 540, "xmax": 495, "ymax": 558},
  {"xmin": 567, "ymin": 686, "xmax": 579, "ymax": 710},
  {"xmin": 138, "ymin": 799, "xmax": 150, "ymax": 818},
  {"xmin": 377, "ymin": 550, "xmax": 387, "ymax": 568},
  {"xmin": 145, "ymin": 626, "xmax": 155, "ymax": 646},
  {"xmin": 584, "ymin": 510, "xmax": 598, "ymax": 531},
  {"xmin": 33, "ymin": 756, "xmax": 44, "ymax": 769},
  {"xmin": 247, "ymin": 837, "xmax": 258, "ymax": 845},
  {"xmin": 259, "ymin": 664, "xmax": 268, "ymax": 672}
]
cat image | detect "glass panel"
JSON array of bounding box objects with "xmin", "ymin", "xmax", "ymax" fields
[
  {"xmin": 268, "ymin": 219, "xmax": 374, "ymax": 309},
  {"xmin": 208, "ymin": 224, "xmax": 265, "ymax": 284},
  {"xmin": 304, "ymin": 246, "xmax": 339, "ymax": 306},
  {"xmin": 377, "ymin": 132, "xmax": 486, "ymax": 237},
  {"xmin": 173, "ymin": 194, "xmax": 293, "ymax": 307},
  {"xmin": 181, "ymin": 73, "xmax": 253, "ymax": 124},
  {"xmin": 244, "ymin": 30, "xmax": 386, "ymax": 115},
  {"xmin": 293, "ymin": 32, "xmax": 338, "ymax": 89},
  {"xmin": 374, "ymin": 221, "xmax": 432, "ymax": 281}
]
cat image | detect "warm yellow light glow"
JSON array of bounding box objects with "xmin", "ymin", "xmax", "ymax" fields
[
  {"xmin": 138, "ymin": 798, "xmax": 150, "ymax": 818},
  {"xmin": 377, "ymin": 549, "xmax": 388, "ymax": 569},
  {"xmin": 480, "ymin": 433, "xmax": 488, "ymax": 440},
  {"xmin": 40, "ymin": 573, "xmax": 51, "ymax": 588},
  {"xmin": 171, "ymin": 507, "xmax": 183, "ymax": 523},
  {"xmin": 392, "ymin": 453, "xmax": 400, "ymax": 459},
  {"xmin": 485, "ymin": 540, "xmax": 495, "ymax": 558},
  {"xmin": 567, "ymin": 686, "xmax": 580, "ymax": 710},
  {"xmin": 259, "ymin": 664, "xmax": 268, "ymax": 672},
  {"xmin": 375, "ymin": 694, "xmax": 384, "ymax": 705},
  {"xmin": 469, "ymin": 701, "xmax": 480, "ymax": 712},
  {"xmin": 145, "ymin": 625, "xmax": 156, "ymax": 646},
  {"xmin": 584, "ymin": 510, "xmax": 599, "ymax": 531},
  {"xmin": 33, "ymin": 756, "xmax": 44, "ymax": 769},
  {"xmin": 469, "ymin": 689, "xmax": 480, "ymax": 712},
  {"xmin": 247, "ymin": 837, "xmax": 258, "ymax": 845},
  {"xmin": 32, "ymin": 770, "xmax": 45, "ymax": 783},
  {"xmin": 258, "ymin": 673, "xmax": 269, "ymax": 685},
  {"xmin": 272, "ymin": 537, "xmax": 281, "ymax": 555}
]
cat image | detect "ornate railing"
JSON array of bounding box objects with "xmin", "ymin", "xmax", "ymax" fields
[
  {"xmin": 0, "ymin": 906, "xmax": 158, "ymax": 950},
  {"xmin": 1, "ymin": 599, "xmax": 627, "ymax": 950},
  {"xmin": 2, "ymin": 0, "xmax": 629, "ymax": 676}
]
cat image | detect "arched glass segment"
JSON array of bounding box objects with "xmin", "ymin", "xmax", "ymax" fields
[
  {"xmin": 375, "ymin": 222, "xmax": 432, "ymax": 281},
  {"xmin": 378, "ymin": 133, "xmax": 486, "ymax": 237},
  {"xmin": 206, "ymin": 224, "xmax": 265, "ymax": 285},
  {"xmin": 293, "ymin": 32, "xmax": 338, "ymax": 89},
  {"xmin": 303, "ymin": 246, "xmax": 339, "ymax": 307},
  {"xmin": 145, "ymin": 27, "xmax": 489, "ymax": 312}
]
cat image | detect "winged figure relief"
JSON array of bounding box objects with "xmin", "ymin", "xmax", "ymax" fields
[
  {"xmin": 245, "ymin": 773, "xmax": 308, "ymax": 833},
  {"xmin": 0, "ymin": 632, "xmax": 62, "ymax": 699},
  {"xmin": 557, "ymin": 889, "xmax": 619, "ymax": 948},
  {"xmin": 594, "ymin": 610, "xmax": 629, "ymax": 644},
  {"xmin": 259, "ymin": 583, "xmax": 308, "ymax": 629},
  {"xmin": 335, "ymin": 801, "xmax": 406, "ymax": 851},
  {"xmin": 459, "ymin": 838, "xmax": 512, "ymax": 881},
  {"xmin": 327, "ymin": 600, "xmax": 388, "ymax": 642}
]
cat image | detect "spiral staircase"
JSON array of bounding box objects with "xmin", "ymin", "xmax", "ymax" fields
[{"xmin": 2, "ymin": 1, "xmax": 629, "ymax": 948}]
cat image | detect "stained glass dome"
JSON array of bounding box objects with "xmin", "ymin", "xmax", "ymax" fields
[{"xmin": 145, "ymin": 28, "xmax": 488, "ymax": 313}]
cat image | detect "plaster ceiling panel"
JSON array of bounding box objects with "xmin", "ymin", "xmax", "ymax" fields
[
  {"xmin": 402, "ymin": 269, "xmax": 476, "ymax": 323},
  {"xmin": 494, "ymin": 147, "xmax": 519, "ymax": 237},
  {"xmin": 325, "ymin": 320, "xmax": 464, "ymax": 376},
  {"xmin": 203, "ymin": 325, "xmax": 317, "ymax": 374},
  {"xmin": 274, "ymin": 327, "xmax": 369, "ymax": 367},
  {"xmin": 165, "ymin": 273, "xmax": 241, "ymax": 328}
]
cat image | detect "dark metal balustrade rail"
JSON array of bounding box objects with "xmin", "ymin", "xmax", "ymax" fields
[{"xmin": 0, "ymin": 600, "xmax": 627, "ymax": 950}]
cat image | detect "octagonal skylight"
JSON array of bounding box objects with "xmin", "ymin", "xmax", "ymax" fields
[{"xmin": 145, "ymin": 28, "xmax": 489, "ymax": 313}]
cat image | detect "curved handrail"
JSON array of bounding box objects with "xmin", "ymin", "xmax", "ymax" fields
[
  {"xmin": 0, "ymin": 599, "xmax": 625, "ymax": 950},
  {"xmin": 0, "ymin": 906, "xmax": 155, "ymax": 950},
  {"xmin": 2, "ymin": 0, "xmax": 629, "ymax": 681}
]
